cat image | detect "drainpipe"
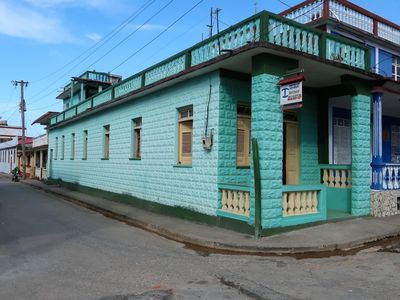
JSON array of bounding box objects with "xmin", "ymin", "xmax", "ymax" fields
[{"xmin": 252, "ymin": 138, "xmax": 262, "ymax": 239}]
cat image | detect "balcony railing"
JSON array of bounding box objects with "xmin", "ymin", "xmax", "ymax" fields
[
  {"xmin": 281, "ymin": 185, "xmax": 327, "ymax": 226},
  {"xmin": 218, "ymin": 184, "xmax": 250, "ymax": 221},
  {"xmin": 50, "ymin": 10, "xmax": 370, "ymax": 126},
  {"xmin": 372, "ymin": 163, "xmax": 400, "ymax": 190},
  {"xmin": 281, "ymin": 0, "xmax": 325, "ymax": 25},
  {"xmin": 79, "ymin": 71, "xmax": 113, "ymax": 83},
  {"xmin": 320, "ymin": 164, "xmax": 352, "ymax": 188},
  {"xmin": 281, "ymin": 0, "xmax": 400, "ymax": 46}
]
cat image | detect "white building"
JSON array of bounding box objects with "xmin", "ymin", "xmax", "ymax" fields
[{"xmin": 0, "ymin": 137, "xmax": 18, "ymax": 174}]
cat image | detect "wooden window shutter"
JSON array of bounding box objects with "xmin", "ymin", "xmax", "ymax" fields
[
  {"xmin": 237, "ymin": 116, "xmax": 251, "ymax": 166},
  {"xmin": 179, "ymin": 120, "xmax": 192, "ymax": 164}
]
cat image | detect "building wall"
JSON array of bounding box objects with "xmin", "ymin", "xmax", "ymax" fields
[
  {"xmin": 218, "ymin": 76, "xmax": 251, "ymax": 185},
  {"xmin": 49, "ymin": 72, "xmax": 221, "ymax": 215},
  {"xmin": 0, "ymin": 137, "xmax": 18, "ymax": 173},
  {"xmin": 0, "ymin": 148, "xmax": 16, "ymax": 173},
  {"xmin": 299, "ymin": 94, "xmax": 320, "ymax": 184}
]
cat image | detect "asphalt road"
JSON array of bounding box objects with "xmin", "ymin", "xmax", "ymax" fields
[{"xmin": 1, "ymin": 177, "xmax": 400, "ymax": 300}]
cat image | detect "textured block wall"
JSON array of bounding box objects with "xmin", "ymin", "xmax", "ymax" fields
[
  {"xmin": 251, "ymin": 73, "xmax": 283, "ymax": 228},
  {"xmin": 49, "ymin": 73, "xmax": 221, "ymax": 216},
  {"xmin": 299, "ymin": 95, "xmax": 320, "ymax": 184},
  {"xmin": 218, "ymin": 76, "xmax": 251, "ymax": 185},
  {"xmin": 351, "ymin": 94, "xmax": 371, "ymax": 215}
]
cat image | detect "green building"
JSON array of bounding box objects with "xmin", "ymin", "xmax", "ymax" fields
[{"xmin": 47, "ymin": 6, "xmax": 400, "ymax": 234}]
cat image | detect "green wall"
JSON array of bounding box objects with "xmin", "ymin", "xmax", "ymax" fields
[
  {"xmin": 299, "ymin": 94, "xmax": 320, "ymax": 184},
  {"xmin": 218, "ymin": 75, "xmax": 251, "ymax": 186}
]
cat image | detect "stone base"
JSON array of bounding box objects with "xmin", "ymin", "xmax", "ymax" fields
[{"xmin": 371, "ymin": 190, "xmax": 400, "ymax": 217}]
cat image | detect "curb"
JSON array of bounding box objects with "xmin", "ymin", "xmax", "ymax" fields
[{"xmin": 20, "ymin": 180, "xmax": 400, "ymax": 258}]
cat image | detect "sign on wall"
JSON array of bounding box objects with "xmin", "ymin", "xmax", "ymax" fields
[{"xmin": 279, "ymin": 74, "xmax": 304, "ymax": 107}]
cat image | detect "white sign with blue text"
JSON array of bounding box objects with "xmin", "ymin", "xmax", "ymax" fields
[{"xmin": 280, "ymin": 81, "xmax": 303, "ymax": 106}]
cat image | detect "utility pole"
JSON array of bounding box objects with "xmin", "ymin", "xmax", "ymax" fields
[
  {"xmin": 207, "ymin": 7, "xmax": 213, "ymax": 38},
  {"xmin": 214, "ymin": 8, "xmax": 222, "ymax": 55},
  {"xmin": 12, "ymin": 80, "xmax": 28, "ymax": 180}
]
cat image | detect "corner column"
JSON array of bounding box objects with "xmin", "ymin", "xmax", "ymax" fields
[
  {"xmin": 351, "ymin": 86, "xmax": 371, "ymax": 215},
  {"xmin": 250, "ymin": 53, "xmax": 298, "ymax": 229},
  {"xmin": 371, "ymin": 90, "xmax": 384, "ymax": 189}
]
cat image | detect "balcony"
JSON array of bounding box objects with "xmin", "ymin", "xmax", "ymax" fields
[
  {"xmin": 50, "ymin": 10, "xmax": 371, "ymax": 126},
  {"xmin": 281, "ymin": 0, "xmax": 400, "ymax": 46}
]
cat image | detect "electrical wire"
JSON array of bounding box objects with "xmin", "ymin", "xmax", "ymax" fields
[
  {"xmin": 27, "ymin": 0, "xmax": 159, "ymax": 104},
  {"xmin": 111, "ymin": 0, "xmax": 205, "ymax": 72},
  {"xmin": 0, "ymin": 86, "xmax": 17, "ymax": 118},
  {"xmin": 29, "ymin": 101, "xmax": 62, "ymax": 112},
  {"xmin": 83, "ymin": 0, "xmax": 175, "ymax": 71},
  {"xmin": 30, "ymin": 0, "xmax": 156, "ymax": 84},
  {"xmin": 133, "ymin": 14, "xmax": 209, "ymax": 71}
]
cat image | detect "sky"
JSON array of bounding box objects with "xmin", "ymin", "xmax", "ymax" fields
[{"xmin": 0, "ymin": 0, "xmax": 399, "ymax": 136}]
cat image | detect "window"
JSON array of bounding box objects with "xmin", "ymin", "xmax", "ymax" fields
[
  {"xmin": 178, "ymin": 106, "xmax": 193, "ymax": 165},
  {"xmin": 103, "ymin": 125, "xmax": 110, "ymax": 159},
  {"xmin": 83, "ymin": 130, "xmax": 88, "ymax": 159},
  {"xmin": 55, "ymin": 137, "xmax": 58, "ymax": 159},
  {"xmin": 132, "ymin": 118, "xmax": 142, "ymax": 159},
  {"xmin": 70, "ymin": 133, "xmax": 75, "ymax": 159},
  {"xmin": 392, "ymin": 56, "xmax": 400, "ymax": 81},
  {"xmin": 61, "ymin": 136, "xmax": 65, "ymax": 160},
  {"xmin": 237, "ymin": 104, "xmax": 251, "ymax": 167}
]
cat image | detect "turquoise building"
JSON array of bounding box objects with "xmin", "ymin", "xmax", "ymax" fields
[{"xmin": 47, "ymin": 7, "xmax": 400, "ymax": 234}]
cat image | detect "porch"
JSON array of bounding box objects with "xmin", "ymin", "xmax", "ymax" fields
[{"xmin": 215, "ymin": 63, "xmax": 371, "ymax": 229}]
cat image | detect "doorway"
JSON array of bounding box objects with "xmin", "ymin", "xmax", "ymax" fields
[{"xmin": 283, "ymin": 112, "xmax": 299, "ymax": 185}]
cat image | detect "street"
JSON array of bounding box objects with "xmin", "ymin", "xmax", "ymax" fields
[{"xmin": 1, "ymin": 177, "xmax": 400, "ymax": 300}]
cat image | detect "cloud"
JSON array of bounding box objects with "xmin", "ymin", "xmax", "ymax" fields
[
  {"xmin": 0, "ymin": 2, "xmax": 73, "ymax": 43},
  {"xmin": 85, "ymin": 32, "xmax": 102, "ymax": 42}
]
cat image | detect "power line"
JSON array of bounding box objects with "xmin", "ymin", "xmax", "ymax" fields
[
  {"xmin": 30, "ymin": 0, "xmax": 156, "ymax": 84},
  {"xmin": 111, "ymin": 0, "xmax": 205, "ymax": 72},
  {"xmin": 134, "ymin": 14, "xmax": 209, "ymax": 71},
  {"xmin": 0, "ymin": 86, "xmax": 17, "ymax": 117},
  {"xmin": 276, "ymin": 0, "xmax": 291, "ymax": 8},
  {"xmin": 27, "ymin": 0, "xmax": 157, "ymax": 104},
  {"xmin": 4, "ymin": 106, "xmax": 19, "ymax": 122},
  {"xmin": 83, "ymin": 0, "xmax": 175, "ymax": 71},
  {"xmin": 29, "ymin": 101, "xmax": 62, "ymax": 112}
]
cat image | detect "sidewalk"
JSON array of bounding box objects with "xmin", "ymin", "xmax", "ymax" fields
[{"xmin": 15, "ymin": 176, "xmax": 400, "ymax": 256}]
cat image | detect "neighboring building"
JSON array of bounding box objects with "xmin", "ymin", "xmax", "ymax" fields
[
  {"xmin": 47, "ymin": 4, "xmax": 400, "ymax": 232},
  {"xmin": 58, "ymin": 71, "xmax": 121, "ymax": 110},
  {"xmin": 280, "ymin": 0, "xmax": 400, "ymax": 79},
  {"xmin": 31, "ymin": 112, "xmax": 59, "ymax": 180},
  {"xmin": 0, "ymin": 137, "xmax": 18, "ymax": 174},
  {"xmin": 0, "ymin": 120, "xmax": 22, "ymax": 143},
  {"xmin": 280, "ymin": 0, "xmax": 400, "ymax": 217},
  {"xmin": 0, "ymin": 136, "xmax": 33, "ymax": 175},
  {"xmin": 0, "ymin": 121, "xmax": 23, "ymax": 174}
]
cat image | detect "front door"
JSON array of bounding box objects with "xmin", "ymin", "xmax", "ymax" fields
[{"xmin": 285, "ymin": 121, "xmax": 299, "ymax": 185}]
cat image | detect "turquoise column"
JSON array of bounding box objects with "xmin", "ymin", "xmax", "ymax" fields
[
  {"xmin": 351, "ymin": 92, "xmax": 371, "ymax": 215},
  {"xmin": 250, "ymin": 54, "xmax": 298, "ymax": 229}
]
